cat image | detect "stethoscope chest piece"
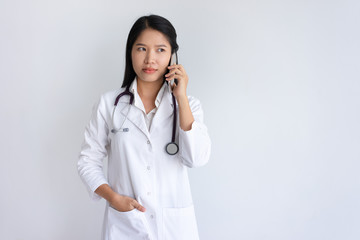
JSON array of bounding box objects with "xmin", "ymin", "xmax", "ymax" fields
[{"xmin": 166, "ymin": 142, "xmax": 179, "ymax": 155}]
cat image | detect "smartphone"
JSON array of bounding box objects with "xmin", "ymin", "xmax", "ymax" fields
[{"xmin": 169, "ymin": 52, "xmax": 178, "ymax": 90}]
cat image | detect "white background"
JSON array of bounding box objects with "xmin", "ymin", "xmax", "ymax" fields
[{"xmin": 1, "ymin": 0, "xmax": 359, "ymax": 239}]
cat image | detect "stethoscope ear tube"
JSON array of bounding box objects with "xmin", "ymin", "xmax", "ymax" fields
[
  {"xmin": 111, "ymin": 103, "xmax": 131, "ymax": 133},
  {"xmin": 114, "ymin": 86, "xmax": 134, "ymax": 106},
  {"xmin": 111, "ymin": 86, "xmax": 133, "ymax": 133}
]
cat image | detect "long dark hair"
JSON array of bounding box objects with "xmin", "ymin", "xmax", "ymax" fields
[{"xmin": 121, "ymin": 15, "xmax": 179, "ymax": 88}]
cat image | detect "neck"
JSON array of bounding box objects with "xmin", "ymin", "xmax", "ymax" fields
[{"xmin": 137, "ymin": 78, "xmax": 163, "ymax": 100}]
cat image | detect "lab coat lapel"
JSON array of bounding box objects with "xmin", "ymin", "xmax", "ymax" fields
[
  {"xmin": 119, "ymin": 96, "xmax": 150, "ymax": 140},
  {"xmin": 150, "ymin": 86, "xmax": 175, "ymax": 135}
]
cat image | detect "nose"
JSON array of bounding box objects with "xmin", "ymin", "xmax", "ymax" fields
[{"xmin": 144, "ymin": 50, "xmax": 155, "ymax": 64}]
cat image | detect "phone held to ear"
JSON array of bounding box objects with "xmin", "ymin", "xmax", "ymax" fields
[{"xmin": 168, "ymin": 52, "xmax": 178, "ymax": 91}]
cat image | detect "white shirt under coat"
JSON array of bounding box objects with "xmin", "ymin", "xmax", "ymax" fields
[
  {"xmin": 130, "ymin": 78, "xmax": 166, "ymax": 131},
  {"xmin": 78, "ymin": 78, "xmax": 211, "ymax": 240}
]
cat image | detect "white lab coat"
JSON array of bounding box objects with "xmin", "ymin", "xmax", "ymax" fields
[{"xmin": 78, "ymin": 83, "xmax": 211, "ymax": 240}]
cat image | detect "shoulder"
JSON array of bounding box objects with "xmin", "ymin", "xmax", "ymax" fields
[
  {"xmin": 101, "ymin": 88, "xmax": 124, "ymax": 100},
  {"xmin": 91, "ymin": 88, "xmax": 126, "ymax": 114},
  {"xmin": 98, "ymin": 88, "xmax": 126, "ymax": 105}
]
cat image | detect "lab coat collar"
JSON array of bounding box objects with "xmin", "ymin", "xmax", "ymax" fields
[
  {"xmin": 117, "ymin": 78, "xmax": 169, "ymax": 104},
  {"xmin": 129, "ymin": 78, "xmax": 166, "ymax": 113},
  {"xmin": 149, "ymin": 81, "xmax": 175, "ymax": 135},
  {"xmin": 118, "ymin": 78, "xmax": 175, "ymax": 138}
]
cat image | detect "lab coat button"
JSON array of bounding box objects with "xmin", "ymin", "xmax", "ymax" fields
[
  {"xmin": 147, "ymin": 192, "xmax": 151, "ymax": 195},
  {"xmin": 147, "ymin": 140, "xmax": 150, "ymax": 144},
  {"xmin": 150, "ymin": 214, "xmax": 154, "ymax": 219},
  {"xmin": 147, "ymin": 166, "xmax": 151, "ymax": 170}
]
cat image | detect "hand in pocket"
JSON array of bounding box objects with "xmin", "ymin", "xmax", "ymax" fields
[{"xmin": 110, "ymin": 194, "xmax": 146, "ymax": 212}]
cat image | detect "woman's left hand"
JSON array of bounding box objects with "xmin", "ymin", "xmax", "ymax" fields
[{"xmin": 165, "ymin": 64, "xmax": 189, "ymax": 100}]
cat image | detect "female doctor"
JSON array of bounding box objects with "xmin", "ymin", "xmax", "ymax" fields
[{"xmin": 78, "ymin": 14, "xmax": 211, "ymax": 240}]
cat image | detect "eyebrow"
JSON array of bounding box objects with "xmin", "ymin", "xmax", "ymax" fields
[{"xmin": 135, "ymin": 43, "xmax": 168, "ymax": 47}]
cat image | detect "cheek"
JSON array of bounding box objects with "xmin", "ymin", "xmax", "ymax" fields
[
  {"xmin": 159, "ymin": 56, "xmax": 171, "ymax": 72},
  {"xmin": 131, "ymin": 55, "xmax": 142, "ymax": 73},
  {"xmin": 158, "ymin": 65, "xmax": 168, "ymax": 75}
]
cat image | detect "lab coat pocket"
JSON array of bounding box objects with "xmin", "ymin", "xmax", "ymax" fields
[
  {"xmin": 108, "ymin": 206, "xmax": 151, "ymax": 240},
  {"xmin": 162, "ymin": 204, "xmax": 199, "ymax": 240}
]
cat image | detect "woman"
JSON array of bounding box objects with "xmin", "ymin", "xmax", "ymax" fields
[{"xmin": 78, "ymin": 14, "xmax": 211, "ymax": 240}]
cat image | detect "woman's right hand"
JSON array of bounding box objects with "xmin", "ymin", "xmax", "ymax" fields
[{"xmin": 109, "ymin": 193, "xmax": 146, "ymax": 212}]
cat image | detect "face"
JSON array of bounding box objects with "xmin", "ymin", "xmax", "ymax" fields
[{"xmin": 131, "ymin": 28, "xmax": 172, "ymax": 84}]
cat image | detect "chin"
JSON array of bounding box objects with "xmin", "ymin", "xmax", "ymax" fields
[{"xmin": 139, "ymin": 74, "xmax": 164, "ymax": 83}]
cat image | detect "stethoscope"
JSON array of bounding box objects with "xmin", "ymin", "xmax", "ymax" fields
[{"xmin": 111, "ymin": 53, "xmax": 179, "ymax": 155}]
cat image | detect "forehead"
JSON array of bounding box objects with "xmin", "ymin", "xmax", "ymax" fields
[{"xmin": 134, "ymin": 28, "xmax": 170, "ymax": 46}]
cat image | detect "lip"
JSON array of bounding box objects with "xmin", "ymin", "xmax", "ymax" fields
[{"xmin": 142, "ymin": 68, "xmax": 157, "ymax": 74}]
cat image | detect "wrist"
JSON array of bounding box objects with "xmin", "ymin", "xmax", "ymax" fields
[
  {"xmin": 176, "ymin": 94, "xmax": 188, "ymax": 105},
  {"xmin": 109, "ymin": 192, "xmax": 122, "ymax": 205}
]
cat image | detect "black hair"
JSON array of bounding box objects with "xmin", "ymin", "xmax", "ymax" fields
[{"xmin": 121, "ymin": 14, "xmax": 179, "ymax": 88}]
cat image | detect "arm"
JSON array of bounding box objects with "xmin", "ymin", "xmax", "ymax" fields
[
  {"xmin": 177, "ymin": 96, "xmax": 211, "ymax": 168},
  {"xmin": 177, "ymin": 95, "xmax": 194, "ymax": 131},
  {"xmin": 77, "ymin": 94, "xmax": 146, "ymax": 211},
  {"xmin": 77, "ymin": 95, "xmax": 110, "ymax": 200},
  {"xmin": 166, "ymin": 64, "xmax": 211, "ymax": 168}
]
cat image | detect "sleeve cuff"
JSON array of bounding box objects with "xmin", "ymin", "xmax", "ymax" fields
[
  {"xmin": 88, "ymin": 179, "xmax": 109, "ymax": 201},
  {"xmin": 178, "ymin": 120, "xmax": 211, "ymax": 168}
]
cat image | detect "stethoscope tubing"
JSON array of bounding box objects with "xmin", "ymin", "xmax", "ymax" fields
[{"xmin": 111, "ymin": 84, "xmax": 178, "ymax": 155}]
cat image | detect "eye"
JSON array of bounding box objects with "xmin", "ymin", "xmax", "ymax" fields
[
  {"xmin": 157, "ymin": 48, "xmax": 165, "ymax": 52},
  {"xmin": 137, "ymin": 47, "xmax": 146, "ymax": 51}
]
